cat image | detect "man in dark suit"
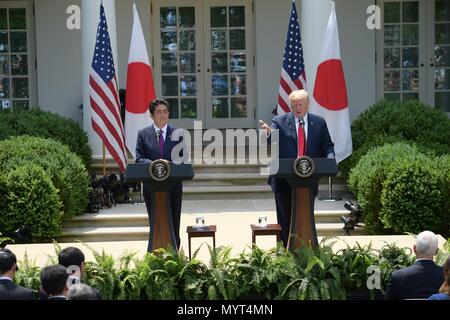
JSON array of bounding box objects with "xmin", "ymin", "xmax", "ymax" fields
[
  {"xmin": 136, "ymin": 98, "xmax": 186, "ymax": 251},
  {"xmin": 0, "ymin": 248, "xmax": 36, "ymax": 300},
  {"xmin": 386, "ymin": 230, "xmax": 444, "ymax": 300},
  {"xmin": 260, "ymin": 89, "xmax": 335, "ymax": 247},
  {"xmin": 40, "ymin": 264, "xmax": 69, "ymax": 300}
]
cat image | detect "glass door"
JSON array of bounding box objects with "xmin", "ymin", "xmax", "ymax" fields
[{"xmin": 152, "ymin": 0, "xmax": 255, "ymax": 129}]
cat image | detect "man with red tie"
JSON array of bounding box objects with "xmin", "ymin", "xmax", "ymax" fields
[
  {"xmin": 260, "ymin": 89, "xmax": 335, "ymax": 247},
  {"xmin": 136, "ymin": 98, "xmax": 185, "ymax": 251}
]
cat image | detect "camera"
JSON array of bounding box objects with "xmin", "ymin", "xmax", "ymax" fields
[{"xmin": 341, "ymin": 201, "xmax": 362, "ymax": 235}]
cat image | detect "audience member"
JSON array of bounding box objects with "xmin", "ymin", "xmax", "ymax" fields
[
  {"xmin": 386, "ymin": 231, "xmax": 443, "ymax": 299},
  {"xmin": 40, "ymin": 264, "xmax": 69, "ymax": 300},
  {"xmin": 67, "ymin": 283, "xmax": 98, "ymax": 300},
  {"xmin": 429, "ymin": 256, "xmax": 450, "ymax": 300},
  {"xmin": 0, "ymin": 248, "xmax": 36, "ymax": 300}
]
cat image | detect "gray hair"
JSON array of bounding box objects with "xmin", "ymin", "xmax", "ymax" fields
[
  {"xmin": 67, "ymin": 283, "xmax": 97, "ymax": 300},
  {"xmin": 415, "ymin": 231, "xmax": 438, "ymax": 257}
]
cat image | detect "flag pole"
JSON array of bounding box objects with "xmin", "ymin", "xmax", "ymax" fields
[
  {"xmin": 102, "ymin": 143, "xmax": 106, "ymax": 176},
  {"xmin": 319, "ymin": 176, "xmax": 342, "ymax": 202}
]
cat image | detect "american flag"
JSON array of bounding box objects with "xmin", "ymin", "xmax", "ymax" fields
[
  {"xmin": 277, "ymin": 1, "xmax": 306, "ymax": 114},
  {"xmin": 89, "ymin": 4, "xmax": 127, "ymax": 172}
]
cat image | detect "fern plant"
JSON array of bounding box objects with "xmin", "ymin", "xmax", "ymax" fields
[
  {"xmin": 14, "ymin": 251, "xmax": 41, "ymax": 293},
  {"xmin": 205, "ymin": 245, "xmax": 238, "ymax": 300}
]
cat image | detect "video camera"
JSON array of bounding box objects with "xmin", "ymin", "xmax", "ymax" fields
[{"xmin": 340, "ymin": 200, "xmax": 362, "ymax": 235}]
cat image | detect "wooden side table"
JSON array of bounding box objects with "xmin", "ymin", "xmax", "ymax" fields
[
  {"xmin": 186, "ymin": 225, "xmax": 217, "ymax": 260},
  {"xmin": 250, "ymin": 224, "xmax": 282, "ymax": 245}
]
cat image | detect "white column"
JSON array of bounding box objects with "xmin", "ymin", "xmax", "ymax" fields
[
  {"xmin": 300, "ymin": 0, "xmax": 332, "ymax": 93},
  {"xmin": 82, "ymin": 0, "xmax": 119, "ymax": 160}
]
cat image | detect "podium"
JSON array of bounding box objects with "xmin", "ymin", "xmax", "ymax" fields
[
  {"xmin": 273, "ymin": 157, "xmax": 337, "ymax": 249},
  {"xmin": 125, "ymin": 161, "xmax": 194, "ymax": 252}
]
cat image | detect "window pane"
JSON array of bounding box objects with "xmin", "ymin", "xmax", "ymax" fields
[
  {"xmin": 0, "ymin": 55, "xmax": 9, "ymax": 75},
  {"xmin": 211, "ymin": 30, "xmax": 227, "ymax": 51},
  {"xmin": 435, "ymin": 68, "xmax": 450, "ymax": 90},
  {"xmin": 436, "ymin": 23, "xmax": 450, "ymax": 45},
  {"xmin": 179, "ymin": 7, "xmax": 195, "ymax": 28},
  {"xmin": 10, "ymin": 32, "xmax": 27, "ymax": 52},
  {"xmin": 9, "ymin": 8, "xmax": 26, "ymax": 29},
  {"xmin": 231, "ymin": 74, "xmax": 246, "ymax": 95},
  {"xmin": 402, "ymin": 25, "xmax": 418, "ymax": 45},
  {"xmin": 162, "ymin": 76, "xmax": 178, "ymax": 96},
  {"xmin": 384, "ymin": 47, "xmax": 400, "ymax": 68},
  {"xmin": 211, "ymin": 7, "xmax": 227, "ymax": 28},
  {"xmin": 166, "ymin": 98, "xmax": 179, "ymax": 119},
  {"xmin": 436, "ymin": 1, "xmax": 450, "ymax": 22},
  {"xmin": 385, "ymin": 93, "xmax": 400, "ymax": 101},
  {"xmin": 161, "ymin": 53, "xmax": 177, "ymax": 74},
  {"xmin": 179, "ymin": 30, "xmax": 195, "ymax": 51},
  {"xmin": 402, "ymin": 69, "xmax": 419, "ymax": 91},
  {"xmin": 212, "ymin": 98, "xmax": 228, "ymax": 118},
  {"xmin": 230, "ymin": 53, "xmax": 246, "ymax": 72},
  {"xmin": 160, "ymin": 7, "xmax": 176, "ymax": 28},
  {"xmin": 384, "ymin": 2, "xmax": 400, "ymax": 23},
  {"xmin": 212, "ymin": 52, "xmax": 227, "ymax": 73},
  {"xmin": 181, "ymin": 98, "xmax": 197, "ymax": 118},
  {"xmin": 12, "ymin": 77, "xmax": 28, "ymax": 98},
  {"xmin": 435, "ymin": 91, "xmax": 450, "ymax": 112},
  {"xmin": 435, "ymin": 46, "xmax": 450, "ymax": 67},
  {"xmin": 384, "ymin": 25, "xmax": 400, "ymax": 46},
  {"xmin": 402, "ymin": 2, "xmax": 418, "ymax": 23},
  {"xmin": 0, "ymin": 9, "xmax": 7, "ymax": 29},
  {"xmin": 180, "ymin": 75, "xmax": 196, "ymax": 96},
  {"xmin": 180, "ymin": 53, "xmax": 195, "ymax": 73},
  {"xmin": 12, "ymin": 99, "xmax": 29, "ymax": 110},
  {"xmin": 229, "ymin": 29, "xmax": 245, "ymax": 50},
  {"xmin": 229, "ymin": 6, "xmax": 245, "ymax": 27},
  {"xmin": 384, "ymin": 70, "xmax": 401, "ymax": 91},
  {"xmin": 402, "ymin": 92, "xmax": 418, "ymax": 101},
  {"xmin": 212, "ymin": 75, "xmax": 228, "ymax": 96},
  {"xmin": 231, "ymin": 97, "xmax": 247, "ymax": 117},
  {"xmin": 402, "ymin": 47, "xmax": 418, "ymax": 68},
  {"xmin": 0, "ymin": 32, "xmax": 9, "ymax": 52},
  {"xmin": 11, "ymin": 54, "xmax": 27, "ymax": 75},
  {"xmin": 1, "ymin": 99, "xmax": 11, "ymax": 110},
  {"xmin": 161, "ymin": 31, "xmax": 177, "ymax": 52},
  {"xmin": 0, "ymin": 76, "xmax": 10, "ymax": 98}
]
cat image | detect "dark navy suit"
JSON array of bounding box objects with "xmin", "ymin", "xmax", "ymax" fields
[
  {"xmin": 269, "ymin": 112, "xmax": 334, "ymax": 246},
  {"xmin": 386, "ymin": 260, "xmax": 444, "ymax": 300},
  {"xmin": 0, "ymin": 279, "xmax": 36, "ymax": 300},
  {"xmin": 136, "ymin": 124, "xmax": 184, "ymax": 250}
]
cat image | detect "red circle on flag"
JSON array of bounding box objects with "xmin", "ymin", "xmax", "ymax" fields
[{"xmin": 313, "ymin": 59, "xmax": 348, "ymax": 111}]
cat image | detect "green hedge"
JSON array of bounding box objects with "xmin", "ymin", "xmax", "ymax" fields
[
  {"xmin": 0, "ymin": 136, "xmax": 90, "ymax": 222},
  {"xmin": 339, "ymin": 100, "xmax": 450, "ymax": 177},
  {"xmin": 349, "ymin": 142, "xmax": 449, "ymax": 235},
  {"xmin": 0, "ymin": 164, "xmax": 63, "ymax": 239},
  {"xmin": 0, "ymin": 108, "xmax": 91, "ymax": 168}
]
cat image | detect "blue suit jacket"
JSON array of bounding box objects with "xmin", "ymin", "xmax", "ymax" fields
[
  {"xmin": 268, "ymin": 112, "xmax": 335, "ymax": 193},
  {"xmin": 386, "ymin": 260, "xmax": 444, "ymax": 300}
]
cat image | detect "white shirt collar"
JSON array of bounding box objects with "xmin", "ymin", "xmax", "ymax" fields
[
  {"xmin": 0, "ymin": 276, "xmax": 13, "ymax": 281},
  {"xmin": 154, "ymin": 124, "xmax": 168, "ymax": 133}
]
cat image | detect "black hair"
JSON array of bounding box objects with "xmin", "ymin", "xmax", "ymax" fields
[
  {"xmin": 40, "ymin": 264, "xmax": 69, "ymax": 296},
  {"xmin": 0, "ymin": 248, "xmax": 18, "ymax": 273},
  {"xmin": 149, "ymin": 98, "xmax": 170, "ymax": 115},
  {"xmin": 58, "ymin": 247, "xmax": 85, "ymax": 268}
]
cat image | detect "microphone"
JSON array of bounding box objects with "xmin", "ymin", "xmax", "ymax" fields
[{"xmin": 299, "ymin": 117, "xmax": 304, "ymax": 127}]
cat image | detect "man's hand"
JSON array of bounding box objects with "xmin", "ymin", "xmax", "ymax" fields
[{"xmin": 259, "ymin": 120, "xmax": 271, "ymax": 135}]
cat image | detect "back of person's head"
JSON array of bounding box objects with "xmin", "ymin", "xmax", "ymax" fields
[
  {"xmin": 58, "ymin": 247, "xmax": 85, "ymax": 268},
  {"xmin": 67, "ymin": 283, "xmax": 98, "ymax": 300},
  {"xmin": 0, "ymin": 248, "xmax": 18, "ymax": 274},
  {"xmin": 439, "ymin": 256, "xmax": 450, "ymax": 295},
  {"xmin": 40, "ymin": 264, "xmax": 68, "ymax": 296},
  {"xmin": 414, "ymin": 231, "xmax": 438, "ymax": 258}
]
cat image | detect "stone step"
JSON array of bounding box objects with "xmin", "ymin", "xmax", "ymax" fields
[
  {"xmin": 64, "ymin": 209, "xmax": 349, "ymax": 228},
  {"xmin": 59, "ymin": 222, "xmax": 366, "ymax": 243}
]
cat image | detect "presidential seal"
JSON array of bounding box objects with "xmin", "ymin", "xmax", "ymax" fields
[
  {"xmin": 149, "ymin": 159, "xmax": 171, "ymax": 181},
  {"xmin": 293, "ymin": 156, "xmax": 315, "ymax": 178}
]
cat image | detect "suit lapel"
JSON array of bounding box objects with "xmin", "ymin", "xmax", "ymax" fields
[
  {"xmin": 148, "ymin": 125, "xmax": 158, "ymax": 152},
  {"xmin": 306, "ymin": 114, "xmax": 314, "ymax": 154},
  {"xmin": 163, "ymin": 125, "xmax": 173, "ymax": 158},
  {"xmin": 287, "ymin": 113, "xmax": 297, "ymax": 143}
]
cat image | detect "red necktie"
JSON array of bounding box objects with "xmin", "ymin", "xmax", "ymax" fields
[{"xmin": 297, "ymin": 120, "xmax": 305, "ymax": 156}]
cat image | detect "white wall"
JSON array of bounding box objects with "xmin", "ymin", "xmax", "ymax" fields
[{"xmin": 35, "ymin": 0, "xmax": 83, "ymax": 123}]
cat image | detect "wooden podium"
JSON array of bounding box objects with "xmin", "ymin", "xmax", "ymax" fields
[
  {"xmin": 273, "ymin": 157, "xmax": 337, "ymax": 249},
  {"xmin": 125, "ymin": 161, "xmax": 194, "ymax": 252}
]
